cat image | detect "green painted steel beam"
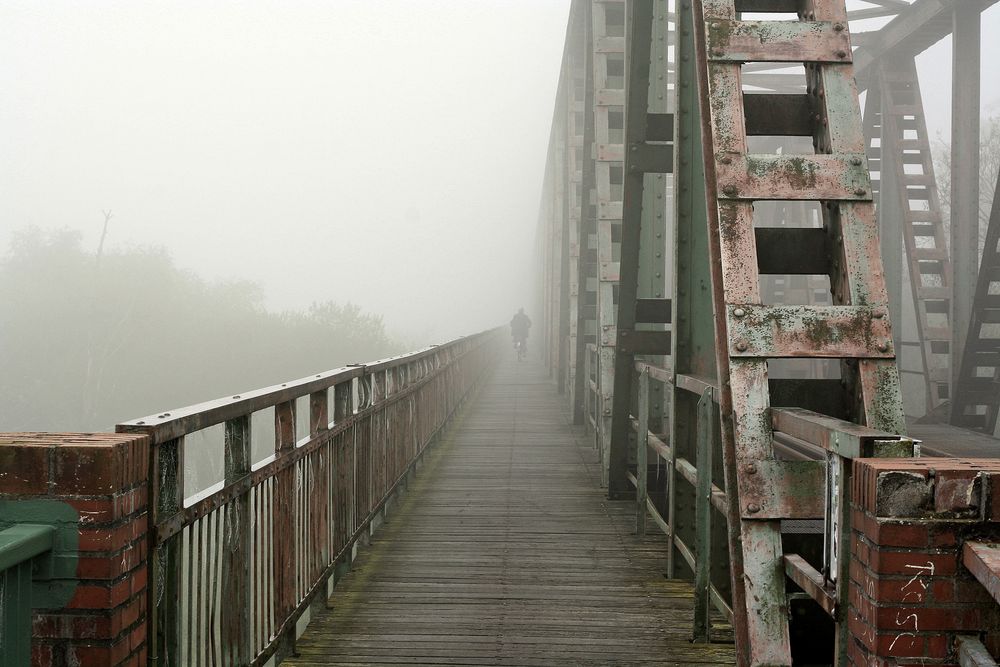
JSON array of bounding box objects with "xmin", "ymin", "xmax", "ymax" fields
[{"xmin": 0, "ymin": 524, "xmax": 54, "ymax": 574}]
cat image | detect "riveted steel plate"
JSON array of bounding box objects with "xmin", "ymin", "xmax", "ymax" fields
[
  {"xmin": 726, "ymin": 305, "xmax": 894, "ymax": 358},
  {"xmin": 738, "ymin": 460, "xmax": 826, "ymax": 519},
  {"xmin": 705, "ymin": 20, "xmax": 852, "ymax": 63},
  {"xmin": 716, "ymin": 154, "xmax": 872, "ymax": 201}
]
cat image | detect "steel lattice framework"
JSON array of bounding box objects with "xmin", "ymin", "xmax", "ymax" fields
[{"xmin": 536, "ymin": 0, "xmax": 999, "ymax": 664}]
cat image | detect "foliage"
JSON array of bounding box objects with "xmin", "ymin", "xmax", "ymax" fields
[{"xmin": 0, "ymin": 227, "xmax": 401, "ymax": 432}]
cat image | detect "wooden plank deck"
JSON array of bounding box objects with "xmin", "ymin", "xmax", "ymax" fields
[{"xmin": 282, "ymin": 358, "xmax": 736, "ymax": 666}]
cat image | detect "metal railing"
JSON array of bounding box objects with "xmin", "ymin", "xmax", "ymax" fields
[
  {"xmin": 0, "ymin": 524, "xmax": 56, "ymax": 666},
  {"xmin": 629, "ymin": 362, "xmax": 917, "ymax": 652},
  {"xmin": 117, "ymin": 329, "xmax": 501, "ymax": 666}
]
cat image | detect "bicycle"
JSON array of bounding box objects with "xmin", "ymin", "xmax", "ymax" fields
[{"xmin": 513, "ymin": 338, "xmax": 527, "ymax": 362}]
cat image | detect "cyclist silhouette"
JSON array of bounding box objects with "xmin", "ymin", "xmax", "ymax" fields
[{"xmin": 510, "ymin": 308, "xmax": 532, "ymax": 361}]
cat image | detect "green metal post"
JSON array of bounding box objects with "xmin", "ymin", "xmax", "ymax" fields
[
  {"xmin": 636, "ymin": 368, "xmax": 649, "ymax": 536},
  {"xmin": 667, "ymin": 0, "xmax": 714, "ymax": 580},
  {"xmin": 692, "ymin": 387, "xmax": 714, "ymax": 643},
  {"xmin": 0, "ymin": 524, "xmax": 56, "ymax": 667}
]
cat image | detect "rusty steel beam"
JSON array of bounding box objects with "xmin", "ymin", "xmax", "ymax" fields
[
  {"xmin": 852, "ymin": 0, "xmax": 998, "ymax": 91},
  {"xmin": 691, "ymin": 1, "xmax": 906, "ymax": 665}
]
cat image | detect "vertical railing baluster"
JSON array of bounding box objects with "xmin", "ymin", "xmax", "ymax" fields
[
  {"xmin": 186, "ymin": 522, "xmax": 195, "ymax": 665},
  {"xmin": 636, "ymin": 368, "xmax": 649, "ymax": 537},
  {"xmin": 692, "ymin": 387, "xmax": 714, "ymax": 643},
  {"xmin": 221, "ymin": 416, "xmax": 251, "ymax": 665},
  {"xmin": 153, "ymin": 436, "xmax": 184, "ymax": 667},
  {"xmin": 194, "ymin": 517, "xmax": 203, "ymax": 667},
  {"xmin": 583, "ymin": 349, "xmax": 592, "ymax": 432},
  {"xmin": 206, "ymin": 511, "xmax": 218, "ymax": 667}
]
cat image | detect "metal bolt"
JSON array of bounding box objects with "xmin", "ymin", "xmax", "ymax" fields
[
  {"xmin": 723, "ymin": 185, "xmax": 738, "ymax": 197},
  {"xmin": 855, "ymin": 188, "xmax": 867, "ymax": 196},
  {"xmin": 851, "ymin": 157, "xmax": 863, "ymax": 166},
  {"xmin": 747, "ymin": 503, "xmax": 760, "ymax": 514},
  {"xmin": 833, "ymin": 23, "xmax": 845, "ymax": 32},
  {"xmin": 745, "ymin": 464, "xmax": 757, "ymax": 475},
  {"xmin": 735, "ymin": 340, "xmax": 749, "ymax": 352},
  {"xmin": 733, "ymin": 307, "xmax": 746, "ymax": 319},
  {"xmin": 720, "ymin": 155, "xmax": 732, "ymax": 165},
  {"xmin": 836, "ymin": 50, "xmax": 847, "ymax": 58},
  {"xmin": 878, "ymin": 340, "xmax": 890, "ymax": 352},
  {"xmin": 713, "ymin": 49, "xmax": 725, "ymax": 57},
  {"xmin": 874, "ymin": 309, "xmax": 886, "ymax": 319}
]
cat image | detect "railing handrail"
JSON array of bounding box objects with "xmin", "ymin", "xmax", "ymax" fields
[
  {"xmin": 0, "ymin": 524, "xmax": 54, "ymax": 574},
  {"xmin": 115, "ymin": 326, "xmax": 503, "ymax": 667},
  {"xmin": 116, "ymin": 332, "xmax": 490, "ymax": 444}
]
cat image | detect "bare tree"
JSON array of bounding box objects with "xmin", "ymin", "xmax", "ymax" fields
[{"xmin": 934, "ymin": 112, "xmax": 1000, "ymax": 256}]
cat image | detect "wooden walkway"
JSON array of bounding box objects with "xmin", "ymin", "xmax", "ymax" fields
[{"xmin": 283, "ymin": 358, "xmax": 736, "ymax": 666}]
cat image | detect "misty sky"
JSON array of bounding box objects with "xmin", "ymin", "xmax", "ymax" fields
[{"xmin": 2, "ymin": 1, "xmax": 998, "ymax": 343}]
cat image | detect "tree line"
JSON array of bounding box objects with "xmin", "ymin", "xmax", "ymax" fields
[{"xmin": 0, "ymin": 227, "xmax": 401, "ymax": 433}]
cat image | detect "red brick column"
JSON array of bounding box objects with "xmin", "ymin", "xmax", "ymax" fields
[
  {"xmin": 849, "ymin": 458, "xmax": 1000, "ymax": 666},
  {"xmin": 0, "ymin": 433, "xmax": 150, "ymax": 667}
]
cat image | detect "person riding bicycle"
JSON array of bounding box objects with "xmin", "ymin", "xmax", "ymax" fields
[{"xmin": 510, "ymin": 308, "xmax": 532, "ymax": 358}]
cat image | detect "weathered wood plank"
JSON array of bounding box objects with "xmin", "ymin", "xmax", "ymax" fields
[{"xmin": 282, "ymin": 360, "xmax": 736, "ymax": 666}]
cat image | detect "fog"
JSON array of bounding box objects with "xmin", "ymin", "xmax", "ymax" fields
[
  {"xmin": 1, "ymin": 1, "xmax": 998, "ymax": 433},
  {"xmin": 0, "ymin": 0, "xmax": 571, "ymax": 344}
]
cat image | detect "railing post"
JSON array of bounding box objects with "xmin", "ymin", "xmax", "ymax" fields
[
  {"xmin": 0, "ymin": 524, "xmax": 55, "ymax": 667},
  {"xmin": 636, "ymin": 369, "xmax": 649, "ymax": 536},
  {"xmin": 333, "ymin": 379, "xmax": 355, "ymax": 584},
  {"xmin": 665, "ymin": 397, "xmax": 679, "ymax": 579},
  {"xmin": 153, "ymin": 436, "xmax": 184, "ymax": 667},
  {"xmin": 0, "ymin": 558, "xmax": 33, "ymax": 665},
  {"xmin": 827, "ymin": 450, "xmax": 851, "ymax": 666},
  {"xmin": 692, "ymin": 387, "xmax": 714, "ymax": 643},
  {"xmin": 309, "ymin": 387, "xmax": 331, "ymax": 581},
  {"xmin": 222, "ymin": 416, "xmax": 252, "ymax": 665},
  {"xmin": 273, "ymin": 402, "xmax": 296, "ymax": 658},
  {"xmin": 311, "ymin": 388, "xmax": 329, "ymax": 434}
]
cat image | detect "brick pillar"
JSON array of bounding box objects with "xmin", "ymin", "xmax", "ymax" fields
[
  {"xmin": 849, "ymin": 458, "xmax": 1000, "ymax": 666},
  {"xmin": 0, "ymin": 433, "xmax": 150, "ymax": 667}
]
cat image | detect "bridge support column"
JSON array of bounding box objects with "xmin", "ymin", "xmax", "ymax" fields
[
  {"xmin": 849, "ymin": 458, "xmax": 1000, "ymax": 664},
  {"xmin": 0, "ymin": 433, "xmax": 150, "ymax": 667}
]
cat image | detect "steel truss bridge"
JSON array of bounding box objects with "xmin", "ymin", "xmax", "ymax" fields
[{"xmin": 3, "ymin": 1, "xmax": 1000, "ymax": 666}]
